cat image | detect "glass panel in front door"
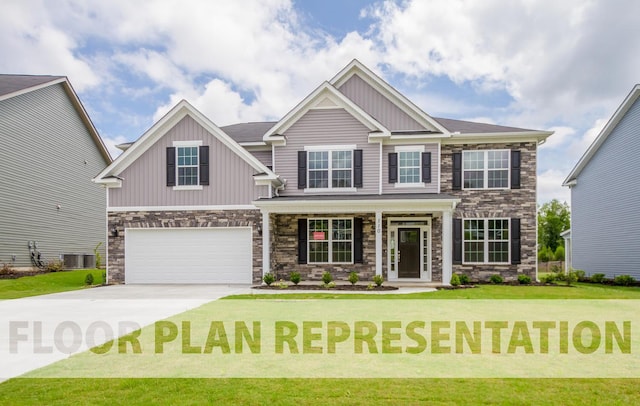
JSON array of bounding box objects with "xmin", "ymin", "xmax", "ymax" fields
[{"xmin": 398, "ymin": 228, "xmax": 420, "ymax": 278}]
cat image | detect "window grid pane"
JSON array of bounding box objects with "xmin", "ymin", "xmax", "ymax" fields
[
  {"xmin": 308, "ymin": 219, "xmax": 353, "ymax": 264},
  {"xmin": 177, "ymin": 147, "xmax": 198, "ymax": 185},
  {"xmin": 398, "ymin": 151, "xmax": 421, "ymax": 183},
  {"xmin": 464, "ymin": 219, "xmax": 510, "ymax": 264},
  {"xmin": 463, "ymin": 150, "xmax": 509, "ymax": 189}
]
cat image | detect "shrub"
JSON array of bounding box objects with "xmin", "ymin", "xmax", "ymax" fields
[
  {"xmin": 84, "ymin": 273, "xmax": 94, "ymax": 285},
  {"xmin": 45, "ymin": 260, "xmax": 64, "ymax": 272},
  {"xmin": 326, "ymin": 281, "xmax": 336, "ymax": 288},
  {"xmin": 321, "ymin": 271, "xmax": 333, "ymax": 285},
  {"xmin": 554, "ymin": 246, "xmax": 565, "ymax": 262},
  {"xmin": 565, "ymin": 271, "xmax": 578, "ymax": 286},
  {"xmin": 540, "ymin": 273, "xmax": 556, "ymax": 284},
  {"xmin": 367, "ymin": 283, "xmax": 374, "ymax": 290},
  {"xmin": 277, "ymin": 280, "xmax": 288, "ymax": 289},
  {"xmin": 550, "ymin": 264, "xmax": 563, "ymax": 274},
  {"xmin": 373, "ymin": 274, "xmax": 383, "ymax": 287},
  {"xmin": 614, "ymin": 275, "xmax": 635, "ymax": 286},
  {"xmin": 489, "ymin": 274, "xmax": 503, "ymax": 284},
  {"xmin": 263, "ymin": 272, "xmax": 275, "ymax": 286},
  {"xmin": 573, "ymin": 269, "xmax": 586, "ymax": 281},
  {"xmin": 450, "ymin": 274, "xmax": 461, "ymax": 286},
  {"xmin": 0, "ymin": 263, "xmax": 16, "ymax": 275},
  {"xmin": 458, "ymin": 274, "xmax": 470, "ymax": 285},
  {"xmin": 590, "ymin": 273, "xmax": 606, "ymax": 284},
  {"xmin": 348, "ymin": 271, "xmax": 359, "ymax": 285},
  {"xmin": 538, "ymin": 246, "xmax": 554, "ymax": 262},
  {"xmin": 102, "ymin": 271, "xmax": 107, "ymax": 285},
  {"xmin": 93, "ymin": 242, "xmax": 103, "ymax": 269},
  {"xmin": 289, "ymin": 272, "xmax": 301, "ymax": 285},
  {"xmin": 517, "ymin": 274, "xmax": 532, "ymax": 285}
]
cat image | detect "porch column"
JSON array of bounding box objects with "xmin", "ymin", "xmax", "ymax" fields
[
  {"xmin": 442, "ymin": 210, "xmax": 453, "ymax": 286},
  {"xmin": 261, "ymin": 210, "xmax": 270, "ymax": 278},
  {"xmin": 375, "ymin": 211, "xmax": 383, "ymax": 276}
]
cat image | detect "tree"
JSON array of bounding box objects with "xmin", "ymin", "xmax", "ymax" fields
[{"xmin": 537, "ymin": 199, "xmax": 570, "ymax": 253}]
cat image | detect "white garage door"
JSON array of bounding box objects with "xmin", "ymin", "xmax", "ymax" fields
[{"xmin": 125, "ymin": 227, "xmax": 252, "ymax": 284}]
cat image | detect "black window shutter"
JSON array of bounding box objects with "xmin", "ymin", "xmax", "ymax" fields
[
  {"xmin": 511, "ymin": 218, "xmax": 521, "ymax": 265},
  {"xmin": 453, "ymin": 218, "xmax": 462, "ymax": 264},
  {"xmin": 354, "ymin": 217, "xmax": 363, "ymax": 263},
  {"xmin": 452, "ymin": 152, "xmax": 462, "ymax": 190},
  {"xmin": 297, "ymin": 151, "xmax": 307, "ymax": 189},
  {"xmin": 166, "ymin": 147, "xmax": 176, "ymax": 187},
  {"xmin": 298, "ymin": 218, "xmax": 307, "ymax": 264},
  {"xmin": 388, "ymin": 152, "xmax": 398, "ymax": 184},
  {"xmin": 199, "ymin": 146, "xmax": 209, "ymax": 186},
  {"xmin": 422, "ymin": 152, "xmax": 432, "ymax": 183},
  {"xmin": 511, "ymin": 150, "xmax": 521, "ymax": 189},
  {"xmin": 354, "ymin": 149, "xmax": 363, "ymax": 188}
]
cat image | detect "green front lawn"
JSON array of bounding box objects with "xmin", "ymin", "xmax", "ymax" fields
[
  {"xmin": 1, "ymin": 282, "xmax": 638, "ymax": 405},
  {"xmin": 0, "ymin": 269, "xmax": 104, "ymax": 299}
]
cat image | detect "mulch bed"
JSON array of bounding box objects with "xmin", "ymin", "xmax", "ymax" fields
[
  {"xmin": 0, "ymin": 270, "xmax": 51, "ymax": 279},
  {"xmin": 253, "ymin": 284, "xmax": 398, "ymax": 291}
]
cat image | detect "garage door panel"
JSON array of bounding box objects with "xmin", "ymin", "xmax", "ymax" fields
[{"xmin": 125, "ymin": 228, "xmax": 252, "ymax": 284}]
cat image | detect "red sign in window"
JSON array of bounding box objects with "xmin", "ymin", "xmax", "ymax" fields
[{"xmin": 313, "ymin": 231, "xmax": 326, "ymax": 240}]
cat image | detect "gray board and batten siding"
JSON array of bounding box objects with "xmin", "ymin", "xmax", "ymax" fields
[
  {"xmin": 274, "ymin": 108, "xmax": 379, "ymax": 196},
  {"xmin": 108, "ymin": 115, "xmax": 269, "ymax": 207},
  {"xmin": 337, "ymin": 74, "xmax": 427, "ymax": 132},
  {"xmin": 570, "ymin": 96, "xmax": 640, "ymax": 280},
  {"xmin": 0, "ymin": 83, "xmax": 109, "ymax": 267}
]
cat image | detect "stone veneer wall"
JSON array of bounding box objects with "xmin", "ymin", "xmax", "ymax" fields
[
  {"xmin": 441, "ymin": 142, "xmax": 538, "ymax": 282},
  {"xmin": 270, "ymin": 213, "xmax": 376, "ymax": 282},
  {"xmin": 107, "ymin": 209, "xmax": 263, "ymax": 284}
]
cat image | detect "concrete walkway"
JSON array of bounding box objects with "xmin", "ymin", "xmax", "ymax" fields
[{"xmin": 0, "ymin": 284, "xmax": 436, "ymax": 382}]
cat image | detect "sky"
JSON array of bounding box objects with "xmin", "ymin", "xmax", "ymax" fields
[{"xmin": 2, "ymin": 0, "xmax": 639, "ymax": 204}]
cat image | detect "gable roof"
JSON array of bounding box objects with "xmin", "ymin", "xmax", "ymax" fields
[
  {"xmin": 263, "ymin": 81, "xmax": 390, "ymax": 142},
  {"xmin": 0, "ymin": 74, "xmax": 112, "ymax": 163},
  {"xmin": 563, "ymin": 84, "xmax": 640, "ymax": 186},
  {"xmin": 331, "ymin": 60, "xmax": 450, "ymax": 135},
  {"xmin": 222, "ymin": 121, "xmax": 275, "ymax": 144},
  {"xmin": 94, "ymin": 100, "xmax": 280, "ymax": 187},
  {"xmin": 433, "ymin": 117, "xmax": 537, "ymax": 134}
]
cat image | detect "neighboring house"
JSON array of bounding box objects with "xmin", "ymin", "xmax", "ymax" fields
[
  {"xmin": 563, "ymin": 84, "xmax": 640, "ymax": 280},
  {"xmin": 94, "ymin": 60, "xmax": 551, "ymax": 285},
  {"xmin": 0, "ymin": 75, "xmax": 112, "ymax": 268}
]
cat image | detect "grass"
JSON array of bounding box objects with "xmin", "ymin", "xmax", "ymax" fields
[
  {"xmin": 0, "ymin": 378, "xmax": 639, "ymax": 405},
  {"xmin": 0, "ymin": 269, "xmax": 104, "ymax": 299},
  {"xmin": 0, "ymin": 282, "xmax": 638, "ymax": 404}
]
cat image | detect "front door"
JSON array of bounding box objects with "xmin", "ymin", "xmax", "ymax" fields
[{"xmin": 398, "ymin": 228, "xmax": 420, "ymax": 278}]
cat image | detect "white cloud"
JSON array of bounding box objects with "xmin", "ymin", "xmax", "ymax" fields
[
  {"xmin": 538, "ymin": 169, "xmax": 571, "ymax": 205},
  {"xmin": 540, "ymin": 126, "xmax": 574, "ymax": 150},
  {"xmin": 101, "ymin": 134, "xmax": 128, "ymax": 159},
  {"xmin": 568, "ymin": 118, "xmax": 608, "ymax": 161}
]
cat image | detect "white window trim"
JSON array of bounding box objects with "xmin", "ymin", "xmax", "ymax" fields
[
  {"xmin": 173, "ymin": 140, "xmax": 203, "ymax": 189},
  {"xmin": 394, "ymin": 145, "xmax": 425, "ymax": 188},
  {"xmin": 462, "ymin": 218, "xmax": 510, "ymax": 265},
  {"xmin": 304, "ymin": 145, "xmax": 357, "ymax": 191},
  {"xmin": 462, "ymin": 149, "xmax": 510, "ymax": 190},
  {"xmin": 308, "ymin": 217, "xmax": 354, "ymax": 264}
]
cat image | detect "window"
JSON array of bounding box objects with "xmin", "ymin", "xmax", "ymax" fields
[
  {"xmin": 463, "ymin": 150, "xmax": 509, "ymax": 189},
  {"xmin": 308, "ymin": 218, "xmax": 353, "ymax": 263},
  {"xmin": 398, "ymin": 151, "xmax": 421, "ymax": 184},
  {"xmin": 463, "ymin": 219, "xmax": 509, "ymax": 264},
  {"xmin": 308, "ymin": 150, "xmax": 352, "ymax": 189},
  {"xmin": 177, "ymin": 146, "xmax": 198, "ymax": 186}
]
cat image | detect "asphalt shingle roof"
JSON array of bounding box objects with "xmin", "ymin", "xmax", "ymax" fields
[
  {"xmin": 221, "ymin": 121, "xmax": 276, "ymax": 143},
  {"xmin": 0, "ymin": 74, "xmax": 64, "ymax": 98}
]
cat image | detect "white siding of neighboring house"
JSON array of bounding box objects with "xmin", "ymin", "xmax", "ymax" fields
[
  {"xmin": 274, "ymin": 108, "xmax": 378, "ymax": 196},
  {"xmin": 109, "ymin": 115, "xmax": 268, "ymax": 207},
  {"xmin": 571, "ymin": 97, "xmax": 640, "ymax": 280},
  {"xmin": 0, "ymin": 84, "xmax": 109, "ymax": 266}
]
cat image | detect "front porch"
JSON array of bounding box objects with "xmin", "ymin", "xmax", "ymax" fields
[{"xmin": 253, "ymin": 194, "xmax": 460, "ymax": 286}]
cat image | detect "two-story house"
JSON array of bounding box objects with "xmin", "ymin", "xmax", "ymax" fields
[{"xmin": 94, "ymin": 60, "xmax": 551, "ymax": 285}]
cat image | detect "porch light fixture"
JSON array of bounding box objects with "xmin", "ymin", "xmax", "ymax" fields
[
  {"xmin": 110, "ymin": 227, "xmax": 119, "ymax": 237},
  {"xmin": 256, "ymin": 223, "xmax": 262, "ymax": 236}
]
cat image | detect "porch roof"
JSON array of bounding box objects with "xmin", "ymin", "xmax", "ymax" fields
[{"xmin": 253, "ymin": 193, "xmax": 460, "ymax": 213}]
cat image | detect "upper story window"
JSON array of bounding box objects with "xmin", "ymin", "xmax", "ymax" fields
[
  {"xmin": 177, "ymin": 146, "xmax": 199, "ymax": 186},
  {"xmin": 388, "ymin": 146, "xmax": 431, "ymax": 186},
  {"xmin": 463, "ymin": 150, "xmax": 509, "ymax": 189},
  {"xmin": 299, "ymin": 145, "xmax": 362, "ymax": 191},
  {"xmin": 166, "ymin": 141, "xmax": 209, "ymax": 190}
]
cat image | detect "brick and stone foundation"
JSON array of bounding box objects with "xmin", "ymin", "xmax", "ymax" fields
[{"xmin": 107, "ymin": 209, "xmax": 263, "ymax": 284}]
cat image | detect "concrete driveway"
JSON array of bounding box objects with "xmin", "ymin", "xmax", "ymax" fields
[{"xmin": 0, "ymin": 284, "xmax": 252, "ymax": 382}]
